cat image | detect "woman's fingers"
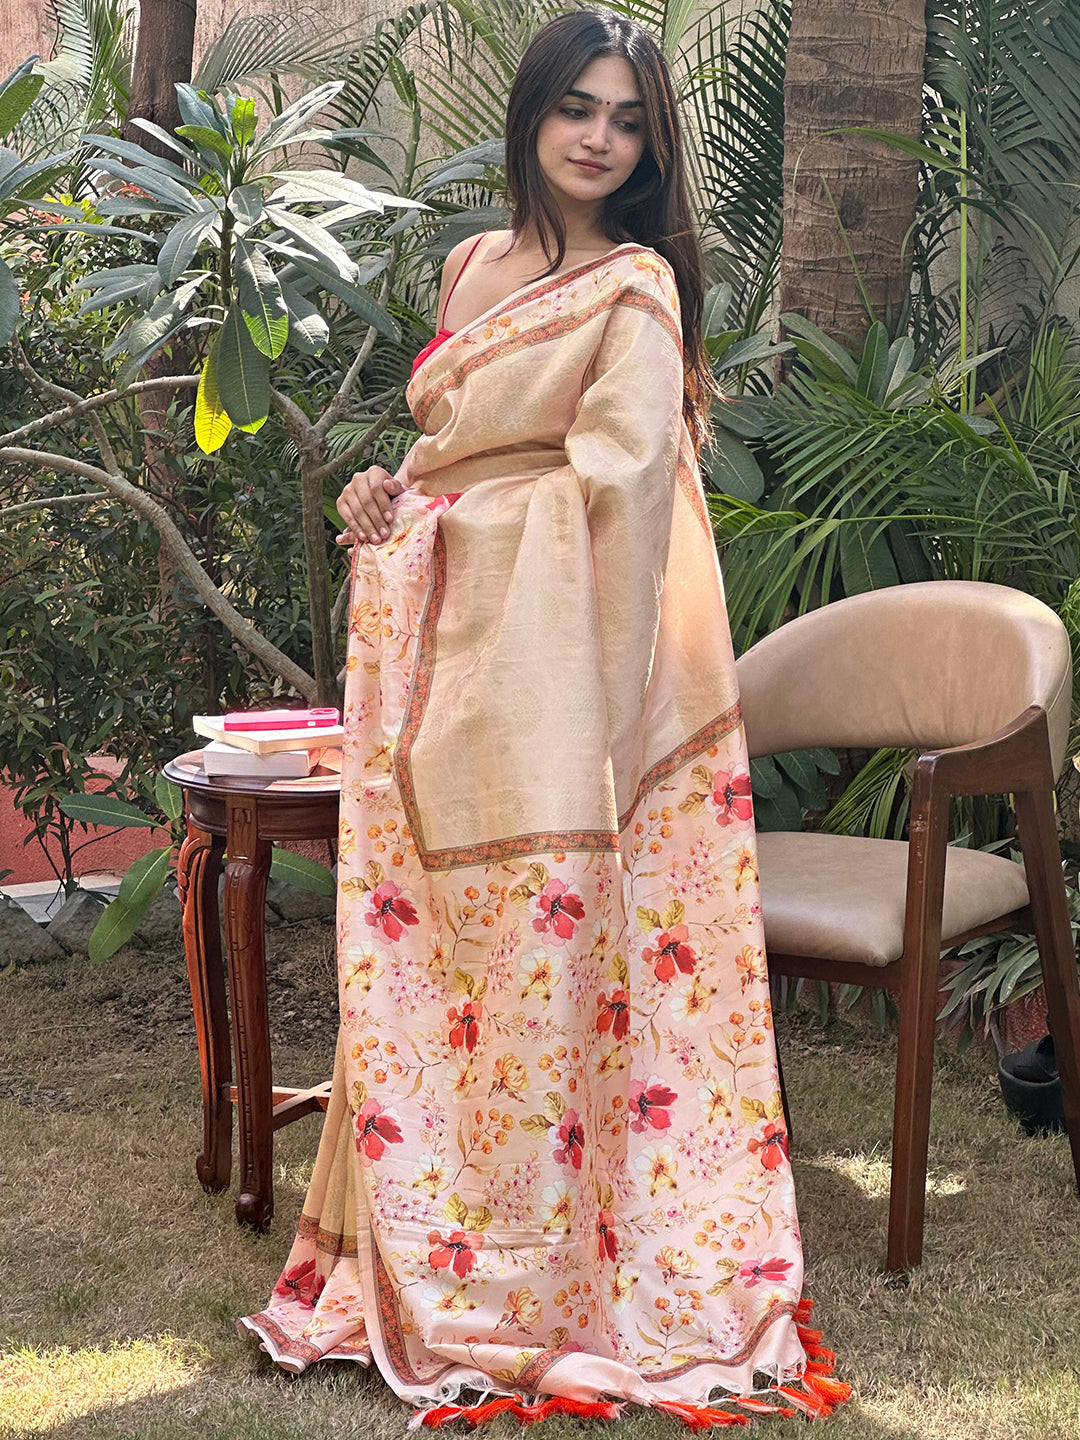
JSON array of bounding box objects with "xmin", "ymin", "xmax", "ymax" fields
[{"xmin": 336, "ymin": 466, "xmax": 402, "ymax": 545}]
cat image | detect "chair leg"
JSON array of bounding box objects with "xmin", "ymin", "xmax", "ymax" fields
[
  {"xmin": 1014, "ymin": 789, "xmax": 1080, "ymax": 1197},
  {"xmin": 887, "ymin": 770, "xmax": 950, "ymax": 1271},
  {"xmin": 887, "ymin": 947, "xmax": 941, "ymax": 1271}
]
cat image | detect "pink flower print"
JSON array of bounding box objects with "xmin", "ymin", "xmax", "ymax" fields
[
  {"xmin": 272, "ymin": 1258, "xmax": 325, "ymax": 1309},
  {"xmin": 531, "ymin": 879, "xmax": 585, "ymax": 945},
  {"xmin": 710, "ymin": 769, "xmax": 754, "ymax": 828},
  {"xmin": 428, "ymin": 1229, "xmax": 483, "ymax": 1279},
  {"xmin": 628, "ymin": 1079, "xmax": 677, "ymax": 1133},
  {"xmin": 448, "ymin": 999, "xmax": 482, "ymax": 1053},
  {"xmin": 355, "ymin": 1098, "xmax": 404, "ymax": 1162},
  {"xmin": 596, "ymin": 988, "xmax": 630, "ymax": 1040},
  {"xmin": 366, "ymin": 881, "xmax": 419, "ymax": 941},
  {"xmin": 747, "ymin": 1121, "xmax": 789, "ymax": 1170},
  {"xmin": 597, "ymin": 1209, "xmax": 619, "ymax": 1262},
  {"xmin": 642, "ymin": 925, "xmax": 697, "ymax": 983},
  {"xmin": 552, "ymin": 1109, "xmax": 584, "ymax": 1170},
  {"xmin": 738, "ymin": 1256, "xmax": 793, "ymax": 1288}
]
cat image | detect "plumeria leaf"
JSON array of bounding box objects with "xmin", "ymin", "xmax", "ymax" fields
[
  {"xmin": 217, "ymin": 304, "xmax": 270, "ymax": 429},
  {"xmin": 235, "ymin": 239, "xmax": 288, "ymax": 358},
  {"xmin": 279, "ymin": 279, "xmax": 328, "ymax": 355},
  {"xmin": 194, "ymin": 344, "xmax": 233, "ymax": 454}
]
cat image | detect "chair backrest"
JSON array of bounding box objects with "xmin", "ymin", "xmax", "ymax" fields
[{"xmin": 736, "ymin": 581, "xmax": 1072, "ymax": 777}]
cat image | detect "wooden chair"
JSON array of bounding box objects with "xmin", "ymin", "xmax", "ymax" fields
[{"xmin": 736, "ymin": 580, "xmax": 1080, "ymax": 1271}]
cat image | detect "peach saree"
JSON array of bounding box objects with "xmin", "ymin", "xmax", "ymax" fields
[{"xmin": 240, "ymin": 247, "xmax": 847, "ymax": 1426}]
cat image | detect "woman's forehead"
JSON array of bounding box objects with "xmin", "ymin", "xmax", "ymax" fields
[{"xmin": 566, "ymin": 53, "xmax": 641, "ymax": 107}]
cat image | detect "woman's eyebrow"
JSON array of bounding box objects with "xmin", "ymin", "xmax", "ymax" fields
[{"xmin": 564, "ymin": 88, "xmax": 644, "ymax": 109}]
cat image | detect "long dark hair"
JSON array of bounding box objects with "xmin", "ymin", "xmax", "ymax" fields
[{"xmin": 505, "ymin": 8, "xmax": 713, "ymax": 451}]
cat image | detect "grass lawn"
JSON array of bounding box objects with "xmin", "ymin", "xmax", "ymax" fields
[{"xmin": 1, "ymin": 920, "xmax": 1079, "ymax": 1440}]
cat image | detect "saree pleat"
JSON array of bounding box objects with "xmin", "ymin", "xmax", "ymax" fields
[{"xmin": 240, "ymin": 246, "xmax": 846, "ymax": 1424}]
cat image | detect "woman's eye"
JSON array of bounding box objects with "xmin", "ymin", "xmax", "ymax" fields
[
  {"xmin": 560, "ymin": 106, "xmax": 587, "ymax": 118},
  {"xmin": 616, "ymin": 121, "xmax": 640, "ymax": 133}
]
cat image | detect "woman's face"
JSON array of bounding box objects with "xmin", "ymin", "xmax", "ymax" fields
[{"xmin": 535, "ymin": 54, "xmax": 647, "ymax": 220}]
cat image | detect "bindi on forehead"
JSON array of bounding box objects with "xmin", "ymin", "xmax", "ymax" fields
[{"xmin": 565, "ymin": 87, "xmax": 643, "ymax": 110}]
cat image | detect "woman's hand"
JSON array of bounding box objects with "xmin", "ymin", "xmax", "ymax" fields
[{"xmin": 335, "ymin": 466, "xmax": 407, "ymax": 546}]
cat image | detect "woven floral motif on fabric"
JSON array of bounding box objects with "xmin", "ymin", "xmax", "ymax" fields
[{"xmin": 240, "ymin": 248, "xmax": 844, "ymax": 1424}]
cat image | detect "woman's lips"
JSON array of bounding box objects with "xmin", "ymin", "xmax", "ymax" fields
[{"xmin": 570, "ymin": 159, "xmax": 608, "ymax": 174}]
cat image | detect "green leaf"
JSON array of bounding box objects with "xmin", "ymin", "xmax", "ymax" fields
[
  {"xmin": 702, "ymin": 282, "xmax": 732, "ymax": 337},
  {"xmin": 59, "ymin": 793, "xmax": 156, "ymax": 828},
  {"xmin": 749, "ymin": 756, "xmax": 782, "ymax": 799},
  {"xmin": 176, "ymin": 124, "xmax": 233, "ymax": 163},
  {"xmin": 775, "ymin": 750, "xmax": 827, "ymax": 809},
  {"xmin": 780, "ymin": 314, "xmax": 859, "ymax": 384},
  {"xmin": 228, "ymin": 183, "xmax": 263, "ymax": 228},
  {"xmin": 89, "ymin": 848, "xmax": 171, "ymax": 963},
  {"xmin": 279, "ymin": 279, "xmax": 329, "ymax": 355},
  {"xmin": 231, "ymin": 95, "xmax": 257, "ymax": 145},
  {"xmin": 280, "ymin": 253, "xmax": 399, "ymax": 341},
  {"xmin": 157, "ymin": 205, "xmax": 220, "ymax": 287},
  {"xmin": 154, "ymin": 772, "xmax": 184, "ymax": 822},
  {"xmin": 235, "ymin": 240, "xmax": 288, "ymax": 358},
  {"xmin": 855, "ymin": 322, "xmax": 890, "ymax": 404},
  {"xmin": 270, "ymin": 847, "xmax": 335, "ymax": 895},
  {"xmin": 709, "ymin": 428, "xmax": 765, "ymax": 503},
  {"xmin": 217, "ymin": 304, "xmax": 270, "ymax": 429},
  {"xmin": 0, "ymin": 254, "xmax": 18, "ymax": 345},
  {"xmin": 263, "ymin": 203, "xmax": 358, "ymax": 280},
  {"xmin": 0, "ymin": 72, "xmax": 44, "ymax": 135}
]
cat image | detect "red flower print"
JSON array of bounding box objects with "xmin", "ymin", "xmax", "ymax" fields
[
  {"xmin": 628, "ymin": 1079, "xmax": 677, "ymax": 1133},
  {"xmin": 738, "ymin": 1256, "xmax": 792, "ymax": 1288},
  {"xmin": 448, "ymin": 999, "xmax": 482, "ymax": 1053},
  {"xmin": 531, "ymin": 878, "xmax": 585, "ymax": 945},
  {"xmin": 642, "ymin": 925, "xmax": 697, "ymax": 983},
  {"xmin": 597, "ymin": 1209, "xmax": 619, "ymax": 1262},
  {"xmin": 711, "ymin": 769, "xmax": 754, "ymax": 827},
  {"xmin": 428, "ymin": 1229, "xmax": 484, "ymax": 1278},
  {"xmin": 365, "ymin": 881, "xmax": 419, "ymax": 941},
  {"xmin": 355, "ymin": 1098, "xmax": 404, "ymax": 1161},
  {"xmin": 596, "ymin": 988, "xmax": 630, "ymax": 1040},
  {"xmin": 747, "ymin": 1121, "xmax": 789, "ymax": 1170},
  {"xmin": 272, "ymin": 1258, "xmax": 325, "ymax": 1309},
  {"xmin": 552, "ymin": 1109, "xmax": 584, "ymax": 1170}
]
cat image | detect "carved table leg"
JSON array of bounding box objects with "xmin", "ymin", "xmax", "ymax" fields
[
  {"xmin": 223, "ymin": 795, "xmax": 274, "ymax": 1230},
  {"xmin": 177, "ymin": 813, "xmax": 230, "ymax": 1193}
]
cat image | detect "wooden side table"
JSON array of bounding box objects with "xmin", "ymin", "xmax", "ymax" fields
[{"xmin": 164, "ymin": 751, "xmax": 341, "ymax": 1230}]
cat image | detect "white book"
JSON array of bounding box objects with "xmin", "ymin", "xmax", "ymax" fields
[
  {"xmin": 194, "ymin": 713, "xmax": 346, "ymax": 755},
  {"xmin": 201, "ymin": 740, "xmax": 317, "ymax": 779}
]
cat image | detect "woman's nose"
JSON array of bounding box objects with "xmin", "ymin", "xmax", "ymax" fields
[{"xmin": 582, "ymin": 116, "xmax": 611, "ymax": 150}]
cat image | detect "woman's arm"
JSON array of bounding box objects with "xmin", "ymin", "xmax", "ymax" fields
[{"xmin": 335, "ymin": 236, "xmax": 484, "ymax": 546}]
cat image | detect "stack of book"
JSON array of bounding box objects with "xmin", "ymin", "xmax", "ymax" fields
[{"xmin": 194, "ymin": 709, "xmax": 345, "ymax": 779}]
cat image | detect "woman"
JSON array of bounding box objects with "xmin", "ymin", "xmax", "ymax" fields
[{"xmin": 241, "ymin": 9, "xmax": 847, "ymax": 1428}]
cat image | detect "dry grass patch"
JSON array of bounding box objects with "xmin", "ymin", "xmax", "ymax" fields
[{"xmin": 1, "ymin": 928, "xmax": 1079, "ymax": 1438}]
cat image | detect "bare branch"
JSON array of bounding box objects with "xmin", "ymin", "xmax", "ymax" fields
[
  {"xmin": 330, "ymin": 563, "xmax": 352, "ymax": 637},
  {"xmin": 310, "ymin": 391, "xmax": 406, "ymax": 486},
  {"xmin": 1, "ymin": 490, "xmax": 110, "ymax": 519},
  {"xmin": 0, "ymin": 446, "xmax": 317, "ymax": 699},
  {"xmin": 317, "ymin": 269, "xmax": 395, "ymax": 438},
  {"xmin": 1, "ymin": 374, "xmax": 202, "ymax": 448},
  {"xmin": 269, "ymin": 385, "xmax": 313, "ymax": 440},
  {"xmin": 12, "ymin": 341, "xmax": 84, "ymax": 407},
  {"xmin": 317, "ymin": 323, "xmax": 379, "ymax": 438}
]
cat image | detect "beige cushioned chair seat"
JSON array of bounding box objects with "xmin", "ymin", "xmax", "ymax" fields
[{"xmin": 757, "ymin": 831, "xmax": 1030, "ymax": 967}]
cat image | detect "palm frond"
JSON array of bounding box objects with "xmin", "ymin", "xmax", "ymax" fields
[{"xmin": 193, "ymin": 11, "xmax": 362, "ymax": 95}]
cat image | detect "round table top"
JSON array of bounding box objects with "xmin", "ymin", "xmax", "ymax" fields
[{"xmin": 163, "ymin": 749, "xmax": 342, "ymax": 801}]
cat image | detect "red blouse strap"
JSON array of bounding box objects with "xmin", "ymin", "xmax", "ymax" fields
[{"xmin": 439, "ymin": 232, "xmax": 487, "ymax": 327}]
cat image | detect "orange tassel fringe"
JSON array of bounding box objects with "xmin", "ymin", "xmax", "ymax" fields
[{"xmin": 418, "ymin": 1298, "xmax": 851, "ymax": 1429}]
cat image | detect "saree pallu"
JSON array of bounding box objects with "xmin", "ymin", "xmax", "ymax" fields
[{"xmin": 240, "ymin": 247, "xmax": 847, "ymax": 1427}]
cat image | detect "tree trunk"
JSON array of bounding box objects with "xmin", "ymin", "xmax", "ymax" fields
[
  {"xmin": 122, "ymin": 0, "xmax": 198, "ymax": 153},
  {"xmin": 779, "ymin": 0, "xmax": 926, "ymax": 348}
]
